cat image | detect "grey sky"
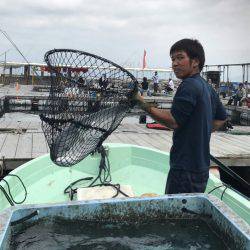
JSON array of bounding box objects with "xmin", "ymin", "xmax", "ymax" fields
[{"xmin": 0, "ymin": 0, "xmax": 249, "ymax": 80}]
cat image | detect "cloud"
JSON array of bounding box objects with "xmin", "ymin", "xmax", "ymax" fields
[{"xmin": 0, "ymin": 0, "xmax": 249, "ymax": 81}]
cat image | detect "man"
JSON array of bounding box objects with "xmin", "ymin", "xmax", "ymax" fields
[
  {"xmin": 244, "ymin": 81, "xmax": 250, "ymax": 93},
  {"xmin": 134, "ymin": 38, "xmax": 227, "ymax": 194},
  {"xmin": 233, "ymin": 83, "xmax": 246, "ymax": 106},
  {"xmin": 140, "ymin": 77, "xmax": 149, "ymax": 96},
  {"xmin": 99, "ymin": 73, "xmax": 108, "ymax": 90},
  {"xmin": 152, "ymin": 71, "xmax": 159, "ymax": 94},
  {"xmin": 166, "ymin": 78, "xmax": 175, "ymax": 93}
]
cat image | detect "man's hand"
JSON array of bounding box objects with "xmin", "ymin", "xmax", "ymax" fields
[
  {"xmin": 133, "ymin": 91, "xmax": 144, "ymax": 103},
  {"xmin": 212, "ymin": 119, "xmax": 228, "ymax": 132},
  {"xmin": 129, "ymin": 89, "xmax": 149, "ymax": 109}
]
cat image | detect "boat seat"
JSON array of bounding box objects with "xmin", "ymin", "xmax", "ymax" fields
[{"xmin": 77, "ymin": 185, "xmax": 135, "ymax": 201}]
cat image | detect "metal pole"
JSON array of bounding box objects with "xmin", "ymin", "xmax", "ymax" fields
[
  {"xmin": 218, "ymin": 65, "xmax": 221, "ymax": 95},
  {"xmin": 223, "ymin": 66, "xmax": 225, "ymax": 82},
  {"xmin": 247, "ymin": 65, "xmax": 249, "ymax": 82},
  {"xmin": 227, "ymin": 66, "xmax": 229, "ymax": 82},
  {"xmin": 242, "ymin": 65, "xmax": 245, "ymax": 83},
  {"xmin": 4, "ymin": 52, "xmax": 6, "ymax": 75}
]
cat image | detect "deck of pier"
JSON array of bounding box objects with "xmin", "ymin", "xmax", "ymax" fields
[
  {"xmin": 0, "ymin": 113, "xmax": 249, "ymax": 170},
  {"xmin": 0, "ymin": 84, "xmax": 249, "ymax": 170}
]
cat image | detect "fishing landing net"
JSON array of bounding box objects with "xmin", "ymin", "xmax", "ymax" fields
[{"xmin": 41, "ymin": 49, "xmax": 137, "ymax": 167}]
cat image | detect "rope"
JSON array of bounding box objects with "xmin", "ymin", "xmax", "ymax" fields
[
  {"xmin": 88, "ymin": 146, "xmax": 112, "ymax": 187},
  {"xmin": 0, "ymin": 174, "xmax": 27, "ymax": 205},
  {"xmin": 208, "ymin": 183, "xmax": 231, "ymax": 200},
  {"xmin": 64, "ymin": 177, "xmax": 94, "ymax": 201},
  {"xmin": 63, "ymin": 146, "xmax": 129, "ymax": 200}
]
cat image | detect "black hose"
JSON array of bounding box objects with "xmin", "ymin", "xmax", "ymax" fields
[
  {"xmin": 1, "ymin": 174, "xmax": 27, "ymax": 204},
  {"xmin": 64, "ymin": 177, "xmax": 94, "ymax": 194},
  {"xmin": 10, "ymin": 210, "xmax": 38, "ymax": 226},
  {"xmin": 0, "ymin": 174, "xmax": 27, "ymax": 206},
  {"xmin": 0, "ymin": 185, "xmax": 14, "ymax": 206}
]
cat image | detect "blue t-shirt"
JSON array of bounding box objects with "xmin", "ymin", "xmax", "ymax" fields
[{"xmin": 170, "ymin": 74, "xmax": 227, "ymax": 173}]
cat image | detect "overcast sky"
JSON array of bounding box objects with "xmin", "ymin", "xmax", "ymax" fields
[{"xmin": 0, "ymin": 0, "xmax": 249, "ymax": 80}]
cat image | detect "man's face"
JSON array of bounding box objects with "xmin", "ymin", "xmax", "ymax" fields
[{"xmin": 171, "ymin": 51, "xmax": 199, "ymax": 79}]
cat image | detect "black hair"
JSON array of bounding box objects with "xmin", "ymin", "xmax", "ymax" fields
[
  {"xmin": 143, "ymin": 77, "xmax": 147, "ymax": 82},
  {"xmin": 170, "ymin": 38, "xmax": 205, "ymax": 71}
]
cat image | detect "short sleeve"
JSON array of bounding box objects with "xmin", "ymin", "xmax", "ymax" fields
[{"xmin": 171, "ymin": 80, "xmax": 199, "ymax": 126}]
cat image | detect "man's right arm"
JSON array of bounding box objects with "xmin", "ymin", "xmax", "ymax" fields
[{"xmin": 135, "ymin": 94, "xmax": 179, "ymax": 129}]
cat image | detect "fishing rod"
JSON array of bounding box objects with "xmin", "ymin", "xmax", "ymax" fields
[
  {"xmin": 0, "ymin": 29, "xmax": 30, "ymax": 64},
  {"xmin": 210, "ymin": 154, "xmax": 250, "ymax": 191},
  {"xmin": 0, "ymin": 28, "xmax": 41, "ymax": 78}
]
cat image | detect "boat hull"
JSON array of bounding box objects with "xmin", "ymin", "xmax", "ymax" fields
[{"xmin": 0, "ymin": 143, "xmax": 249, "ymax": 224}]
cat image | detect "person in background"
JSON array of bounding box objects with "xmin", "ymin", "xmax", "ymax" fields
[
  {"xmin": 133, "ymin": 38, "xmax": 227, "ymax": 194},
  {"xmin": 208, "ymin": 78, "xmax": 213, "ymax": 86},
  {"xmin": 78, "ymin": 75, "xmax": 85, "ymax": 88},
  {"xmin": 152, "ymin": 71, "xmax": 159, "ymax": 94},
  {"xmin": 244, "ymin": 81, "xmax": 249, "ymax": 95},
  {"xmin": 233, "ymin": 83, "xmax": 246, "ymax": 106},
  {"xmin": 208, "ymin": 78, "xmax": 218, "ymax": 92},
  {"xmin": 166, "ymin": 78, "xmax": 175, "ymax": 93},
  {"xmin": 99, "ymin": 73, "xmax": 108, "ymax": 90},
  {"xmin": 140, "ymin": 77, "xmax": 149, "ymax": 96}
]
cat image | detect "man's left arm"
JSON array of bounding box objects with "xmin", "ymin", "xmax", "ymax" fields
[{"xmin": 212, "ymin": 94, "xmax": 228, "ymax": 131}]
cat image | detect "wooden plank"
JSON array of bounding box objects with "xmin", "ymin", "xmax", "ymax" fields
[
  {"xmin": 7, "ymin": 120, "xmax": 30, "ymax": 130},
  {"xmin": 216, "ymin": 134, "xmax": 250, "ymax": 152},
  {"xmin": 210, "ymin": 134, "xmax": 240, "ymax": 155},
  {"xmin": 0, "ymin": 119, "xmax": 12, "ymax": 129},
  {"xmin": 15, "ymin": 133, "xmax": 32, "ymax": 158},
  {"xmin": 27, "ymin": 121, "xmax": 43, "ymax": 132},
  {"xmin": 138, "ymin": 133, "xmax": 168, "ymax": 151},
  {"xmin": 0, "ymin": 134, "xmax": 7, "ymax": 155},
  {"xmin": 0, "ymin": 134, "xmax": 20, "ymax": 159},
  {"xmin": 212, "ymin": 135, "xmax": 249, "ymax": 155},
  {"xmin": 125, "ymin": 133, "xmax": 149, "ymax": 147},
  {"xmin": 157, "ymin": 132, "xmax": 173, "ymax": 145},
  {"xmin": 31, "ymin": 133, "xmax": 49, "ymax": 158},
  {"xmin": 0, "ymin": 117, "xmax": 249, "ymax": 167}
]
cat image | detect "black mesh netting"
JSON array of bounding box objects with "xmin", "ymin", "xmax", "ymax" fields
[{"xmin": 41, "ymin": 49, "xmax": 137, "ymax": 167}]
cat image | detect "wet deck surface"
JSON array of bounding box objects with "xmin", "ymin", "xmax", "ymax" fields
[{"xmin": 0, "ymin": 112, "xmax": 249, "ymax": 170}]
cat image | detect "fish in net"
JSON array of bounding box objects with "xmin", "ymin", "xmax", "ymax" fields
[{"xmin": 41, "ymin": 49, "xmax": 137, "ymax": 167}]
